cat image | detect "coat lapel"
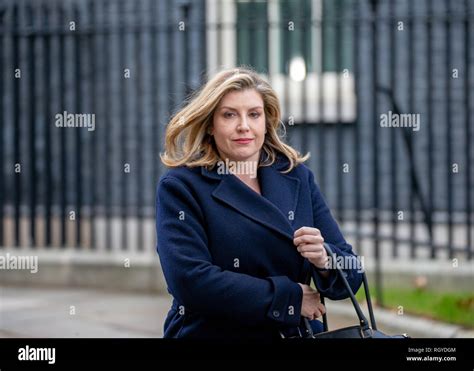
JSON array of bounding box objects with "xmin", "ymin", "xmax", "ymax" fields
[{"xmin": 202, "ymin": 158, "xmax": 301, "ymax": 241}]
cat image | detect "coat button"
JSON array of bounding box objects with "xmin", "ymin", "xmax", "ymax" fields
[{"xmin": 273, "ymin": 310, "xmax": 280, "ymax": 318}]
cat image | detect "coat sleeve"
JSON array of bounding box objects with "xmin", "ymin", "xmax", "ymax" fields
[
  {"xmin": 307, "ymin": 169, "xmax": 363, "ymax": 300},
  {"xmin": 156, "ymin": 176, "xmax": 303, "ymax": 327}
]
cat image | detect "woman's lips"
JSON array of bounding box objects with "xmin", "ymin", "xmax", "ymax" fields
[{"xmin": 233, "ymin": 139, "xmax": 253, "ymax": 144}]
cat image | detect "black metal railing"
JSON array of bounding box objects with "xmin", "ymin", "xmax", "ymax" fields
[{"xmin": 0, "ymin": 0, "xmax": 472, "ymax": 270}]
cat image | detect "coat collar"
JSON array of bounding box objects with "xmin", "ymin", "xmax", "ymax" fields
[{"xmin": 201, "ymin": 154, "xmax": 301, "ymax": 241}]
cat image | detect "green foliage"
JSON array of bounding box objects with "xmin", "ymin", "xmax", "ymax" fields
[{"xmin": 356, "ymin": 288, "xmax": 474, "ymax": 328}]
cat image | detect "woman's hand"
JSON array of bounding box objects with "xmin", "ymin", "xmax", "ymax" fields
[
  {"xmin": 293, "ymin": 226, "xmax": 328, "ymax": 270},
  {"xmin": 298, "ymin": 283, "xmax": 326, "ymax": 320}
]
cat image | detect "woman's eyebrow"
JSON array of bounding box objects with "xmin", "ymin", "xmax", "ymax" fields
[{"xmin": 219, "ymin": 106, "xmax": 263, "ymax": 110}]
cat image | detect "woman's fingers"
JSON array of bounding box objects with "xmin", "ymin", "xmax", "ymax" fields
[
  {"xmin": 293, "ymin": 228, "xmax": 329, "ymax": 269},
  {"xmin": 301, "ymin": 285, "xmax": 326, "ymax": 319},
  {"xmin": 300, "ymin": 251, "xmax": 323, "ymax": 260},
  {"xmin": 294, "ymin": 234, "xmax": 324, "ymax": 246},
  {"xmin": 294, "ymin": 226, "xmax": 321, "ymax": 238},
  {"xmin": 316, "ymin": 302, "xmax": 326, "ymax": 315},
  {"xmin": 297, "ymin": 243, "xmax": 324, "ymax": 253},
  {"xmin": 311, "ymin": 303, "xmax": 326, "ymax": 319},
  {"xmin": 312, "ymin": 310, "xmax": 321, "ymax": 319},
  {"xmin": 293, "ymin": 227, "xmax": 324, "ymax": 249}
]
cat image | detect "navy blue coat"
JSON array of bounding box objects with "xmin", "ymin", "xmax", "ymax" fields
[{"xmin": 155, "ymin": 154, "xmax": 363, "ymax": 339}]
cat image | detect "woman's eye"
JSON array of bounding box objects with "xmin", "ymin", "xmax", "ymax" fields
[
  {"xmin": 250, "ymin": 112, "xmax": 261, "ymax": 118},
  {"xmin": 224, "ymin": 112, "xmax": 235, "ymax": 118}
]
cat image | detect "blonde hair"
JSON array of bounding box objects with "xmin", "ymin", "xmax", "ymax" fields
[{"xmin": 160, "ymin": 67, "xmax": 309, "ymax": 173}]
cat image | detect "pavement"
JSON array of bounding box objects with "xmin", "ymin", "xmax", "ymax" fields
[
  {"xmin": 0, "ymin": 286, "xmax": 168, "ymax": 338},
  {"xmin": 1, "ymin": 285, "xmax": 471, "ymax": 338}
]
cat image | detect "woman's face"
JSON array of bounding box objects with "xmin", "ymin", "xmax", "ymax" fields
[{"xmin": 211, "ymin": 89, "xmax": 266, "ymax": 164}]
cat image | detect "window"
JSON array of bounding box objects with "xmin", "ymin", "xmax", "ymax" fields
[
  {"xmin": 236, "ymin": 0, "xmax": 268, "ymax": 73},
  {"xmin": 235, "ymin": 0, "xmax": 353, "ymax": 76},
  {"xmin": 322, "ymin": 0, "xmax": 352, "ymax": 73},
  {"xmin": 279, "ymin": 0, "xmax": 313, "ymax": 75},
  {"xmin": 206, "ymin": 0, "xmax": 356, "ymax": 123}
]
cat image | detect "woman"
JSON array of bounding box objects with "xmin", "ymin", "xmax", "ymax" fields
[{"xmin": 156, "ymin": 67, "xmax": 363, "ymax": 339}]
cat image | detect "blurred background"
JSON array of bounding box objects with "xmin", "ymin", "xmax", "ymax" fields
[{"xmin": 0, "ymin": 0, "xmax": 472, "ymax": 338}]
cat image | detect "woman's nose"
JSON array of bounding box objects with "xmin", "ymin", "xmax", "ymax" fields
[{"xmin": 237, "ymin": 117, "xmax": 250, "ymax": 131}]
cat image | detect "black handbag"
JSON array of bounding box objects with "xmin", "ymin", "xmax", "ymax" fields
[{"xmin": 285, "ymin": 243, "xmax": 408, "ymax": 339}]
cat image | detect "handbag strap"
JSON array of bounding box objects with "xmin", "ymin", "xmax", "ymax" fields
[
  {"xmin": 362, "ymin": 272, "xmax": 378, "ymax": 330},
  {"xmin": 311, "ymin": 243, "xmax": 377, "ymax": 332}
]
